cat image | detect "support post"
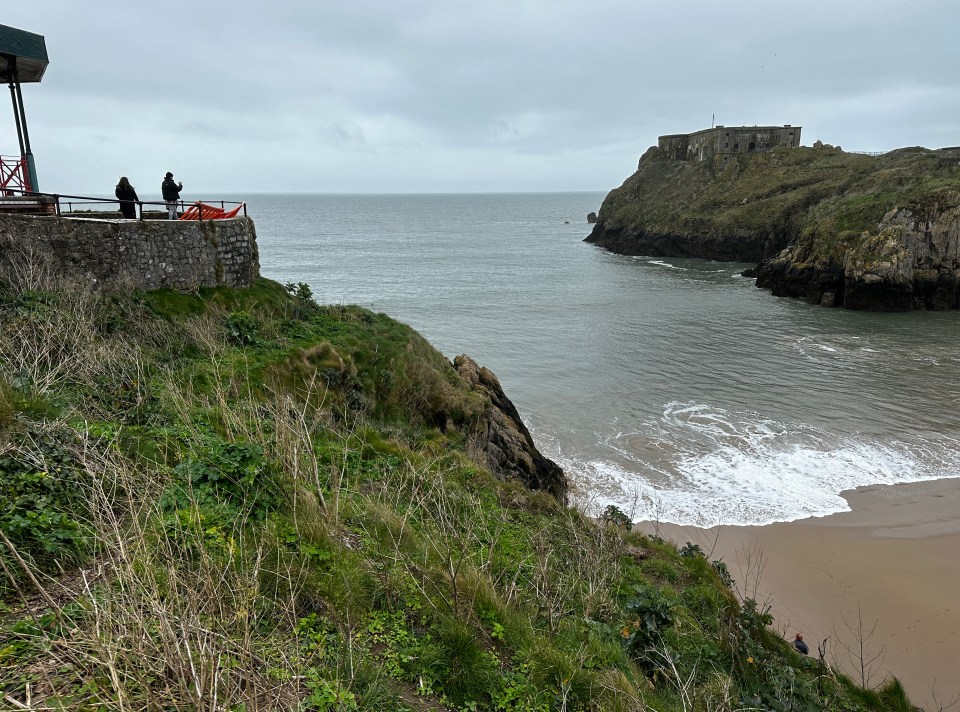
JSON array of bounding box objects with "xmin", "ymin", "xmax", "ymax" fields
[
  {"xmin": 12, "ymin": 76, "xmax": 36, "ymax": 192},
  {"xmin": 24, "ymin": 152, "xmax": 37, "ymax": 193},
  {"xmin": 5, "ymin": 60, "xmax": 25, "ymax": 157}
]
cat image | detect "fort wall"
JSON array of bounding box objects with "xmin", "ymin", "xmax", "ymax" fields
[
  {"xmin": 0, "ymin": 214, "xmax": 259, "ymax": 291},
  {"xmin": 658, "ymin": 125, "xmax": 801, "ymax": 165}
]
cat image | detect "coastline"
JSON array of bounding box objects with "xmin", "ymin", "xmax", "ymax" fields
[{"xmin": 636, "ymin": 477, "xmax": 960, "ymax": 710}]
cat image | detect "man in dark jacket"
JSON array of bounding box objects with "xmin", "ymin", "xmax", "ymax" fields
[{"xmin": 162, "ymin": 171, "xmax": 183, "ymax": 220}]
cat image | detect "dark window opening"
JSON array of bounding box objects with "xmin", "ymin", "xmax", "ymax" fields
[{"xmin": 748, "ymin": 141, "xmax": 756, "ymax": 152}]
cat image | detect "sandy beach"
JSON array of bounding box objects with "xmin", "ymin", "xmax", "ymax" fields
[{"xmin": 637, "ymin": 478, "xmax": 960, "ymax": 711}]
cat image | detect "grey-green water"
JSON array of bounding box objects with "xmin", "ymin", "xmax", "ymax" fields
[{"xmin": 250, "ymin": 192, "xmax": 960, "ymax": 525}]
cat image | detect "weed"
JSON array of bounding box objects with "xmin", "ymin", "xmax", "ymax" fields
[
  {"xmin": 622, "ymin": 584, "xmax": 675, "ymax": 654},
  {"xmin": 225, "ymin": 309, "xmax": 259, "ymax": 346}
]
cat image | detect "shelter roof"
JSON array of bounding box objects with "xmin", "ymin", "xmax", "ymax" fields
[{"xmin": 0, "ymin": 24, "xmax": 48, "ymax": 83}]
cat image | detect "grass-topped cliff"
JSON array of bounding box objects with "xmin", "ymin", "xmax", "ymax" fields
[
  {"xmin": 0, "ymin": 264, "xmax": 918, "ymax": 709},
  {"xmin": 588, "ymin": 144, "xmax": 960, "ymax": 310}
]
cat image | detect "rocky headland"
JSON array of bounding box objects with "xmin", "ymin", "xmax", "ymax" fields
[{"xmin": 587, "ymin": 143, "xmax": 960, "ymax": 310}]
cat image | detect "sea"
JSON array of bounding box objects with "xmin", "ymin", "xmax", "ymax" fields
[{"xmin": 240, "ymin": 191, "xmax": 960, "ymax": 527}]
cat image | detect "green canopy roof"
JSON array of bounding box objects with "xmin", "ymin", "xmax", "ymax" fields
[{"xmin": 0, "ymin": 23, "xmax": 48, "ymax": 83}]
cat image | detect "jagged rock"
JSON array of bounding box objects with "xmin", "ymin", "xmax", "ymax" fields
[
  {"xmin": 756, "ymin": 191, "xmax": 960, "ymax": 310},
  {"xmin": 587, "ymin": 212, "xmax": 599, "ymax": 224},
  {"xmin": 453, "ymin": 354, "xmax": 567, "ymax": 501}
]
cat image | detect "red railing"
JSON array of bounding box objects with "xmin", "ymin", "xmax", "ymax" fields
[{"xmin": 0, "ymin": 155, "xmax": 31, "ymax": 193}]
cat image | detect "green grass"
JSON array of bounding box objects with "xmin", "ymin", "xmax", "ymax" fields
[{"xmin": 0, "ymin": 275, "xmax": 920, "ymax": 710}]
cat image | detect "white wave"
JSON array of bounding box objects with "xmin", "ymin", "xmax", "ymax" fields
[
  {"xmin": 647, "ymin": 259, "xmax": 685, "ymax": 270},
  {"xmin": 558, "ymin": 401, "xmax": 960, "ymax": 527}
]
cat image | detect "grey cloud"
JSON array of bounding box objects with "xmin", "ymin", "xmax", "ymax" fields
[{"xmin": 2, "ymin": 0, "xmax": 959, "ymax": 193}]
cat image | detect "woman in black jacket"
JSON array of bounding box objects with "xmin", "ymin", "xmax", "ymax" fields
[{"xmin": 115, "ymin": 177, "xmax": 139, "ymax": 219}]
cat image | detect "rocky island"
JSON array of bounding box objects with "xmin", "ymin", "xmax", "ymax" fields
[{"xmin": 587, "ymin": 131, "xmax": 960, "ymax": 310}]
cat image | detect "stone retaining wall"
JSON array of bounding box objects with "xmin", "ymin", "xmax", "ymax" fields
[{"xmin": 0, "ymin": 214, "xmax": 259, "ymax": 291}]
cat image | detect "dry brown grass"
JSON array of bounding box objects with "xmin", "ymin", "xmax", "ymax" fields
[{"xmin": 0, "ymin": 413, "xmax": 319, "ymax": 709}]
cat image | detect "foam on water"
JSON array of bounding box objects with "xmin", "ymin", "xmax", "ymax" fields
[
  {"xmin": 552, "ymin": 401, "xmax": 960, "ymax": 527},
  {"xmin": 647, "ymin": 259, "xmax": 685, "ymax": 270}
]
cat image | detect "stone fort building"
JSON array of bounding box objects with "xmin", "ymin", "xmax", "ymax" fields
[{"xmin": 658, "ymin": 125, "xmax": 801, "ymax": 166}]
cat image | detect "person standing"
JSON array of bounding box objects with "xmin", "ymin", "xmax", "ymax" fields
[
  {"xmin": 161, "ymin": 171, "xmax": 183, "ymax": 220},
  {"xmin": 115, "ymin": 176, "xmax": 140, "ymax": 219}
]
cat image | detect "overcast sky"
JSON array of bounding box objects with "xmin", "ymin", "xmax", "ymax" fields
[{"xmin": 4, "ymin": 1, "xmax": 959, "ymax": 195}]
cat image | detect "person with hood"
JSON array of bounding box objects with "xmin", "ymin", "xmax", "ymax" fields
[
  {"xmin": 161, "ymin": 171, "xmax": 183, "ymax": 220},
  {"xmin": 115, "ymin": 176, "xmax": 140, "ymax": 219}
]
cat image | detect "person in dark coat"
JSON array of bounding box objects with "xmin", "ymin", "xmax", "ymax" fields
[
  {"xmin": 793, "ymin": 633, "xmax": 809, "ymax": 655},
  {"xmin": 161, "ymin": 171, "xmax": 183, "ymax": 220},
  {"xmin": 115, "ymin": 176, "xmax": 140, "ymax": 219}
]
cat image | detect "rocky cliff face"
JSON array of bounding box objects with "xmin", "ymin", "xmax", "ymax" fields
[
  {"xmin": 585, "ymin": 146, "xmax": 797, "ymax": 263},
  {"xmin": 586, "ymin": 220, "xmax": 787, "ymax": 263},
  {"xmin": 454, "ymin": 354, "xmax": 567, "ymax": 501},
  {"xmin": 756, "ymin": 191, "xmax": 960, "ymax": 310}
]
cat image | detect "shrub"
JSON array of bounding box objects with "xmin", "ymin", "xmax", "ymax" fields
[
  {"xmin": 0, "ymin": 431, "xmax": 92, "ymax": 579},
  {"xmin": 162, "ymin": 434, "xmax": 285, "ymax": 521},
  {"xmin": 225, "ymin": 310, "xmax": 258, "ymax": 346},
  {"xmin": 622, "ymin": 585, "xmax": 674, "ymax": 654},
  {"xmin": 601, "ymin": 504, "xmax": 633, "ymax": 530}
]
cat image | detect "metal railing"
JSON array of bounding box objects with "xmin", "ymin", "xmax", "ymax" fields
[
  {"xmin": 0, "ymin": 186, "xmax": 247, "ymax": 221},
  {"xmin": 0, "ymin": 155, "xmax": 31, "ymax": 192}
]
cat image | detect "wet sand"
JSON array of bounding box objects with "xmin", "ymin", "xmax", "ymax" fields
[{"xmin": 636, "ymin": 478, "xmax": 960, "ymax": 711}]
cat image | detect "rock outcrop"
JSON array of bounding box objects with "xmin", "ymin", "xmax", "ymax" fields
[
  {"xmin": 453, "ymin": 354, "xmax": 567, "ymax": 501},
  {"xmin": 756, "ymin": 191, "xmax": 960, "ymax": 310},
  {"xmin": 586, "ymin": 221, "xmax": 787, "ymax": 263}
]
